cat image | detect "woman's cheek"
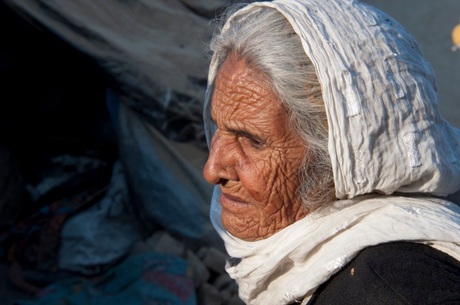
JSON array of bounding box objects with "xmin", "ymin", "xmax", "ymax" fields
[{"xmin": 238, "ymin": 156, "xmax": 273, "ymax": 203}]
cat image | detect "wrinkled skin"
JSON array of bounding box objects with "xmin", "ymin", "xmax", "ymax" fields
[{"xmin": 203, "ymin": 53, "xmax": 308, "ymax": 241}]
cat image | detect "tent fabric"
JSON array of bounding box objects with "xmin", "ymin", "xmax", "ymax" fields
[
  {"xmin": 2, "ymin": 0, "xmax": 249, "ymax": 149},
  {"xmin": 108, "ymin": 91, "xmax": 222, "ymax": 249},
  {"xmin": 3, "ymin": 0, "xmax": 220, "ymax": 101},
  {"xmin": 1, "ymin": 0, "xmax": 237, "ymax": 282}
]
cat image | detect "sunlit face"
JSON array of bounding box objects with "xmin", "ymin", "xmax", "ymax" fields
[{"xmin": 203, "ymin": 53, "xmax": 308, "ymax": 241}]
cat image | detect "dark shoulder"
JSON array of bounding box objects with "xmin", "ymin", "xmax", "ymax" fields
[{"xmin": 308, "ymin": 242, "xmax": 460, "ymax": 305}]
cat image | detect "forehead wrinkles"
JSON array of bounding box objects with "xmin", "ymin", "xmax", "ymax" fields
[{"xmin": 212, "ymin": 60, "xmax": 276, "ymax": 120}]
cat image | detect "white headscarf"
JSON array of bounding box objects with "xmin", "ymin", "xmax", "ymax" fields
[{"xmin": 203, "ymin": 0, "xmax": 460, "ymax": 304}]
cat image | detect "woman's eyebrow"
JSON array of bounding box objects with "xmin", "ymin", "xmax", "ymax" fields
[
  {"xmin": 210, "ymin": 110, "xmax": 263, "ymax": 141},
  {"xmin": 228, "ymin": 128, "xmax": 262, "ymax": 141}
]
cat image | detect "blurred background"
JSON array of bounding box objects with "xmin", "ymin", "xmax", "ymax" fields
[{"xmin": 366, "ymin": 0, "xmax": 460, "ymax": 127}]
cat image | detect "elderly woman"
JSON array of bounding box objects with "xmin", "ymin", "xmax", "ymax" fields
[{"xmin": 202, "ymin": 0, "xmax": 460, "ymax": 304}]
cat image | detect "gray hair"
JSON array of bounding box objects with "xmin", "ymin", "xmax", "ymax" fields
[{"xmin": 209, "ymin": 5, "xmax": 336, "ymax": 211}]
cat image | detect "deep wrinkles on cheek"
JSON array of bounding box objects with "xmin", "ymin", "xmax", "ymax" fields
[
  {"xmin": 240, "ymin": 154, "xmax": 272, "ymax": 202},
  {"xmin": 266, "ymin": 149, "xmax": 303, "ymax": 205},
  {"xmin": 266, "ymin": 166, "xmax": 294, "ymax": 212},
  {"xmin": 236, "ymin": 157, "xmax": 262, "ymax": 201}
]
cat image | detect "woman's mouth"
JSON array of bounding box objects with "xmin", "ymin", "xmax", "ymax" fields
[{"xmin": 220, "ymin": 192, "xmax": 251, "ymax": 211}]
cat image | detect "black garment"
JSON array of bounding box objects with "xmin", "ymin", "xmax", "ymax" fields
[{"xmin": 308, "ymin": 242, "xmax": 460, "ymax": 305}]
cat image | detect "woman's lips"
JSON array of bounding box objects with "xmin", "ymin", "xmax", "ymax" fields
[{"xmin": 220, "ymin": 192, "xmax": 250, "ymax": 211}]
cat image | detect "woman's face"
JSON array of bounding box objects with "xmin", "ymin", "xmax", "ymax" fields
[{"xmin": 203, "ymin": 53, "xmax": 308, "ymax": 241}]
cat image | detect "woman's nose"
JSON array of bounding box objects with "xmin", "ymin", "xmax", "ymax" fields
[{"xmin": 203, "ymin": 131, "xmax": 238, "ymax": 185}]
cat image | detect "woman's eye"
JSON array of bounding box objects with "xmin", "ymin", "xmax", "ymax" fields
[
  {"xmin": 249, "ymin": 138, "xmax": 263, "ymax": 148},
  {"xmin": 233, "ymin": 130, "xmax": 266, "ymax": 150},
  {"xmin": 243, "ymin": 135, "xmax": 265, "ymax": 149}
]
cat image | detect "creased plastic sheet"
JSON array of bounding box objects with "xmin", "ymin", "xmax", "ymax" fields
[
  {"xmin": 58, "ymin": 160, "xmax": 143, "ymax": 275},
  {"xmin": 2, "ymin": 0, "xmax": 226, "ymax": 101},
  {"xmin": 108, "ymin": 90, "xmax": 220, "ymax": 250}
]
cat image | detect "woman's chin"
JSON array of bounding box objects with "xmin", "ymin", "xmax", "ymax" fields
[{"xmin": 221, "ymin": 213, "xmax": 256, "ymax": 241}]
